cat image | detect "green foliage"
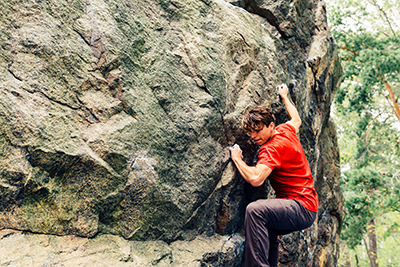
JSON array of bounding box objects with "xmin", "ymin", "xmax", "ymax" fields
[
  {"xmin": 340, "ymin": 167, "xmax": 400, "ymax": 249},
  {"xmin": 328, "ymin": 0, "xmax": 400, "ymax": 115},
  {"xmin": 334, "ymin": 32, "xmax": 400, "ymax": 113},
  {"xmin": 335, "ymin": 97, "xmax": 400, "ymax": 168},
  {"xmin": 334, "ymin": 91, "xmax": 400, "ymax": 262},
  {"xmin": 327, "ymin": 0, "xmax": 400, "ymax": 264},
  {"xmin": 339, "ymin": 212, "xmax": 400, "ymax": 267}
]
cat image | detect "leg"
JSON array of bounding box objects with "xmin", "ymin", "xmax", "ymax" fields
[
  {"xmin": 245, "ymin": 201, "xmax": 271, "ymax": 267},
  {"xmin": 244, "ymin": 199, "xmax": 316, "ymax": 267},
  {"xmin": 268, "ymin": 230, "xmax": 279, "ymax": 267}
]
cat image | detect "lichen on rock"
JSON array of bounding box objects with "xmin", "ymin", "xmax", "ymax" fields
[{"xmin": 0, "ymin": 0, "xmax": 344, "ymax": 265}]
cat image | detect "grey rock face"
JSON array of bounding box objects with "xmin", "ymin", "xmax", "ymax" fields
[{"xmin": 0, "ymin": 0, "xmax": 344, "ymax": 265}]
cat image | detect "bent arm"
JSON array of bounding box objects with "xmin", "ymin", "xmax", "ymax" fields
[
  {"xmin": 229, "ymin": 145, "xmax": 272, "ymax": 187},
  {"xmin": 278, "ymin": 84, "xmax": 301, "ymax": 133},
  {"xmin": 233, "ymin": 159, "xmax": 272, "ymax": 187}
]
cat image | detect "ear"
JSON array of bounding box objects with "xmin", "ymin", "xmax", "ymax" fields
[{"xmin": 268, "ymin": 122, "xmax": 275, "ymax": 129}]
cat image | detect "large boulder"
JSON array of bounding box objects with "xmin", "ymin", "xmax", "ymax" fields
[{"xmin": 0, "ymin": 0, "xmax": 344, "ymax": 265}]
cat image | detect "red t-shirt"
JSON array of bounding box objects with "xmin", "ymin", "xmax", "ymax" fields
[{"xmin": 257, "ymin": 123, "xmax": 318, "ymax": 212}]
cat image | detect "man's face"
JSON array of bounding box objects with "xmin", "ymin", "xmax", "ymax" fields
[{"xmin": 248, "ymin": 123, "xmax": 275, "ymax": 146}]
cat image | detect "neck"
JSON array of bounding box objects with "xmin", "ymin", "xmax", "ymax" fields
[{"xmin": 265, "ymin": 129, "xmax": 277, "ymax": 144}]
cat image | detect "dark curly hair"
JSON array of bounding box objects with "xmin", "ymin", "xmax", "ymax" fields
[{"xmin": 241, "ymin": 106, "xmax": 276, "ymax": 133}]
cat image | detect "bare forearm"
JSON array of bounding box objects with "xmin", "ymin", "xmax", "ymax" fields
[
  {"xmin": 278, "ymin": 84, "xmax": 301, "ymax": 132},
  {"xmin": 229, "ymin": 145, "xmax": 271, "ymax": 187},
  {"xmin": 282, "ymin": 96, "xmax": 300, "ymax": 121},
  {"xmin": 231, "ymin": 158, "xmax": 271, "ymax": 187},
  {"xmin": 232, "ymin": 158, "xmax": 257, "ymax": 184}
]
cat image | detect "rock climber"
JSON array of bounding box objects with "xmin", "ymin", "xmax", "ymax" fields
[{"xmin": 228, "ymin": 83, "xmax": 318, "ymax": 267}]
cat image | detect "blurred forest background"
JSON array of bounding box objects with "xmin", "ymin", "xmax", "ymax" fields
[{"xmin": 326, "ymin": 0, "xmax": 400, "ymax": 266}]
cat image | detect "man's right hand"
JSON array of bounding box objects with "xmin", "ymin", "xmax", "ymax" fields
[
  {"xmin": 278, "ymin": 83, "xmax": 289, "ymax": 99},
  {"xmin": 228, "ymin": 144, "xmax": 243, "ymax": 162}
]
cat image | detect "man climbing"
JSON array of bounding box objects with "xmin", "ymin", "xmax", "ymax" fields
[{"xmin": 229, "ymin": 84, "xmax": 318, "ymax": 267}]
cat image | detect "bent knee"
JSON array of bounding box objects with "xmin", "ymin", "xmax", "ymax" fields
[{"xmin": 246, "ymin": 201, "xmax": 263, "ymax": 216}]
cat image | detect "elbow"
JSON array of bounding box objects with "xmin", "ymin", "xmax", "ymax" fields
[
  {"xmin": 290, "ymin": 117, "xmax": 301, "ymax": 132},
  {"xmin": 250, "ymin": 181, "xmax": 263, "ymax": 187},
  {"xmin": 295, "ymin": 117, "xmax": 302, "ymax": 127},
  {"xmin": 248, "ymin": 175, "xmax": 265, "ymax": 187}
]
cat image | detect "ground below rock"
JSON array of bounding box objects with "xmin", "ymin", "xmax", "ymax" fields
[{"xmin": 0, "ymin": 229, "xmax": 244, "ymax": 267}]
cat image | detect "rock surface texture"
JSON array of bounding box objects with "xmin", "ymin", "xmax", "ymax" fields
[{"xmin": 0, "ymin": 0, "xmax": 344, "ymax": 266}]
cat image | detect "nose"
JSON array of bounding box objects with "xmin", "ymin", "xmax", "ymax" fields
[{"xmin": 249, "ymin": 132, "xmax": 257, "ymax": 139}]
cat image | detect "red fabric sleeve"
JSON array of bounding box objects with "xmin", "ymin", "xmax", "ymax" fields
[{"xmin": 257, "ymin": 146, "xmax": 281, "ymax": 170}]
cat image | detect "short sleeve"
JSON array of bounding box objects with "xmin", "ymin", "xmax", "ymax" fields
[
  {"xmin": 257, "ymin": 145, "xmax": 281, "ymax": 170},
  {"xmin": 281, "ymin": 123, "xmax": 296, "ymax": 134}
]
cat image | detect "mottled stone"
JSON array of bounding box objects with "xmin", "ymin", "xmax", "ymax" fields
[{"xmin": 0, "ymin": 0, "xmax": 344, "ymax": 265}]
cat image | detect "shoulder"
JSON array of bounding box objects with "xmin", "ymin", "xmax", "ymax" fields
[{"xmin": 277, "ymin": 123, "xmax": 296, "ymax": 134}]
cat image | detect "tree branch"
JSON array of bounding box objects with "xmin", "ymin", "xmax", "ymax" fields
[
  {"xmin": 383, "ymin": 93, "xmax": 398, "ymax": 119},
  {"xmin": 339, "ymin": 44, "xmax": 358, "ymax": 57},
  {"xmin": 383, "ymin": 81, "xmax": 400, "ymax": 123},
  {"xmin": 367, "ymin": 0, "xmax": 397, "ymax": 37},
  {"xmin": 363, "ymin": 236, "xmax": 374, "ymax": 265}
]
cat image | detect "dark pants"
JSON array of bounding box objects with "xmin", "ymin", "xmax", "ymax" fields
[{"xmin": 244, "ymin": 199, "xmax": 317, "ymax": 267}]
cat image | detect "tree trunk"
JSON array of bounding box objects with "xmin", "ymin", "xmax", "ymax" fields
[
  {"xmin": 355, "ymin": 252, "xmax": 360, "ymax": 267},
  {"xmin": 384, "ymin": 81, "xmax": 400, "ymax": 123},
  {"xmin": 367, "ymin": 218, "xmax": 379, "ymax": 267}
]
